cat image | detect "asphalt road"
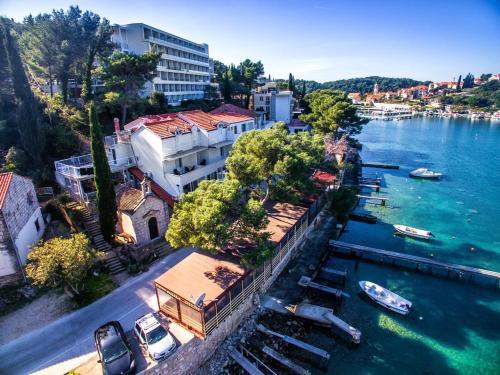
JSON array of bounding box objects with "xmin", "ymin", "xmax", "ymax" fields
[{"xmin": 0, "ymin": 247, "xmax": 194, "ymax": 375}]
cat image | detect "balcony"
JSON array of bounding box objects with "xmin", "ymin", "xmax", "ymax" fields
[
  {"xmin": 165, "ymin": 158, "xmax": 226, "ymax": 188},
  {"xmin": 55, "ymin": 154, "xmax": 137, "ymax": 180}
]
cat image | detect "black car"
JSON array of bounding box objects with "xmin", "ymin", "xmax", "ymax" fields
[{"xmin": 94, "ymin": 321, "xmax": 136, "ymax": 375}]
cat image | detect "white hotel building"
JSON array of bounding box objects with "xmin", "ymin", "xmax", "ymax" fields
[{"xmin": 112, "ymin": 23, "xmax": 211, "ymax": 105}]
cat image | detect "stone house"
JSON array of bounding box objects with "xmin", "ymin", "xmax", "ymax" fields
[
  {"xmin": 116, "ymin": 177, "xmax": 169, "ymax": 245},
  {"xmin": 0, "ymin": 172, "xmax": 46, "ymax": 286}
]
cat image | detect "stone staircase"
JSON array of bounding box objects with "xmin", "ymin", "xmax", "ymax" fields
[{"xmin": 66, "ymin": 201, "xmax": 126, "ymax": 274}]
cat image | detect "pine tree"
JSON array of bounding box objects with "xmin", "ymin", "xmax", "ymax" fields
[
  {"xmin": 2, "ymin": 18, "xmax": 44, "ymax": 166},
  {"xmin": 89, "ymin": 101, "xmax": 117, "ymax": 241},
  {"xmin": 456, "ymin": 75, "xmax": 462, "ymax": 91}
]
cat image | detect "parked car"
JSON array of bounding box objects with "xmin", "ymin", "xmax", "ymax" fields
[
  {"xmin": 134, "ymin": 313, "xmax": 176, "ymax": 361},
  {"xmin": 94, "ymin": 321, "xmax": 136, "ymax": 375}
]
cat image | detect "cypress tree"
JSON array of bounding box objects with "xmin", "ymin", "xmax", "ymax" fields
[
  {"xmin": 288, "ymin": 73, "xmax": 293, "ymax": 91},
  {"xmin": 2, "ymin": 18, "xmax": 44, "ymax": 166},
  {"xmin": 89, "ymin": 101, "xmax": 117, "ymax": 241},
  {"xmin": 456, "ymin": 74, "xmax": 462, "ymax": 91}
]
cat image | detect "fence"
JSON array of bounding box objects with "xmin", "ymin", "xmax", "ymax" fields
[{"xmin": 202, "ymin": 197, "xmax": 323, "ymax": 337}]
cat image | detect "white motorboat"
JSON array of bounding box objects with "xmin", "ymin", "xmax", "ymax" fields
[
  {"xmin": 359, "ymin": 281, "xmax": 412, "ymax": 315},
  {"xmin": 394, "ymin": 224, "xmax": 433, "ymax": 240},
  {"xmin": 409, "ymin": 168, "xmax": 442, "ymax": 179}
]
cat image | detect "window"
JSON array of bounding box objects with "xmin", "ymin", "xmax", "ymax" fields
[
  {"xmin": 34, "ymin": 218, "xmax": 40, "ymax": 232},
  {"xmin": 233, "ymin": 126, "xmax": 238, "ymax": 134},
  {"xmin": 242, "ymin": 123, "xmax": 246, "ymax": 132}
]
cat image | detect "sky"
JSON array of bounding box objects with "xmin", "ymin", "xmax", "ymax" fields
[{"xmin": 1, "ymin": 0, "xmax": 499, "ymax": 82}]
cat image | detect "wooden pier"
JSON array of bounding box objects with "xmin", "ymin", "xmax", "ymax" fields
[
  {"xmin": 359, "ymin": 183, "xmax": 380, "ymax": 192},
  {"xmin": 330, "ymin": 240, "xmax": 500, "ymax": 289},
  {"xmin": 356, "ymin": 194, "xmax": 389, "ymax": 206},
  {"xmin": 362, "ymin": 162, "xmax": 400, "ymax": 170}
]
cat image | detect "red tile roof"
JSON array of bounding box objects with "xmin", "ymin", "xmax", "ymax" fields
[
  {"xmin": 0, "ymin": 172, "xmax": 14, "ymax": 209},
  {"xmin": 312, "ymin": 170, "xmax": 336, "ymax": 184},
  {"xmin": 124, "ymin": 110, "xmax": 250, "ymax": 139},
  {"xmin": 128, "ymin": 167, "xmax": 176, "ymax": 208},
  {"xmin": 211, "ymin": 113, "xmax": 253, "ymax": 124},
  {"xmin": 210, "ymin": 103, "xmax": 258, "ymax": 118}
]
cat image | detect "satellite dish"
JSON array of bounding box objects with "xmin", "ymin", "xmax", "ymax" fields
[{"xmin": 193, "ymin": 292, "xmax": 206, "ymax": 307}]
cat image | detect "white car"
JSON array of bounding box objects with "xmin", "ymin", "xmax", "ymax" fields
[{"xmin": 134, "ymin": 313, "xmax": 176, "ymax": 361}]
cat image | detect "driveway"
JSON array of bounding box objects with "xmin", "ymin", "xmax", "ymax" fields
[{"xmin": 0, "ymin": 247, "xmax": 195, "ymax": 375}]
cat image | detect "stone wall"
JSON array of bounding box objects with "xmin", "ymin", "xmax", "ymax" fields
[
  {"xmin": 0, "ymin": 174, "xmax": 41, "ymax": 285},
  {"xmin": 140, "ymin": 207, "xmax": 327, "ymax": 374}
]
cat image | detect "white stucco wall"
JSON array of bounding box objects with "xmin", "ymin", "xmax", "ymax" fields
[{"xmin": 14, "ymin": 207, "xmax": 45, "ymax": 264}]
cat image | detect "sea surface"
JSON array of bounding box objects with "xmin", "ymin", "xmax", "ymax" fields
[{"xmin": 317, "ymin": 117, "xmax": 500, "ymax": 375}]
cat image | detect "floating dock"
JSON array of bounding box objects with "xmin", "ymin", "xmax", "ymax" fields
[
  {"xmin": 330, "ymin": 240, "xmax": 500, "ymax": 289},
  {"xmin": 362, "ymin": 162, "xmax": 400, "ymax": 170}
]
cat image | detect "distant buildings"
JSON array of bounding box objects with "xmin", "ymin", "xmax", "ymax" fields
[
  {"xmin": 0, "ymin": 173, "xmax": 45, "ymax": 286},
  {"xmin": 253, "ymin": 82, "xmax": 293, "ymax": 123},
  {"xmin": 112, "ymin": 23, "xmax": 211, "ymax": 105}
]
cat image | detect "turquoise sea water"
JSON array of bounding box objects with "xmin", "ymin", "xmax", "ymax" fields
[{"xmin": 316, "ymin": 117, "xmax": 500, "ymax": 375}]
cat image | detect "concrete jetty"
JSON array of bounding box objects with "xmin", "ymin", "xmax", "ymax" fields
[
  {"xmin": 362, "ymin": 162, "xmax": 400, "ymax": 169},
  {"xmin": 298, "ymin": 276, "xmax": 343, "ymax": 299},
  {"xmin": 262, "ymin": 346, "xmax": 311, "ymax": 375},
  {"xmin": 256, "ymin": 324, "xmax": 330, "ymax": 362},
  {"xmin": 330, "ymin": 240, "xmax": 500, "ymax": 289},
  {"xmin": 261, "ymin": 295, "xmax": 361, "ymax": 344}
]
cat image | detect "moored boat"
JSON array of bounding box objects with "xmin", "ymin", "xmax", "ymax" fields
[
  {"xmin": 409, "ymin": 168, "xmax": 442, "ymax": 179},
  {"xmin": 394, "ymin": 224, "xmax": 433, "ymax": 240},
  {"xmin": 359, "ymin": 281, "xmax": 412, "ymax": 315}
]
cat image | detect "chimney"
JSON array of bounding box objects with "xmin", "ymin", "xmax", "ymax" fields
[
  {"xmin": 114, "ymin": 118, "xmax": 120, "ymax": 133},
  {"xmin": 141, "ymin": 176, "xmax": 152, "ymax": 198}
]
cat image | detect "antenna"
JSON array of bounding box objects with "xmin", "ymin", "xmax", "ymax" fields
[{"xmin": 193, "ymin": 292, "xmax": 206, "ymax": 307}]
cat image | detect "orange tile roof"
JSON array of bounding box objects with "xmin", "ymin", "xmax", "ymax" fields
[
  {"xmin": 0, "ymin": 172, "xmax": 14, "ymax": 209},
  {"xmin": 211, "ymin": 113, "xmax": 253, "ymax": 124},
  {"xmin": 210, "ymin": 103, "xmax": 258, "ymax": 118},
  {"xmin": 124, "ymin": 110, "xmax": 250, "ymax": 139}
]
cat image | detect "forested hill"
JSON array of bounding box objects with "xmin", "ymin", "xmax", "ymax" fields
[
  {"xmin": 321, "ymin": 76, "xmax": 424, "ymax": 93},
  {"xmin": 287, "ymin": 76, "xmax": 426, "ymax": 95}
]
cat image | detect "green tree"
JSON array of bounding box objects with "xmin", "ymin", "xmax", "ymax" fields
[
  {"xmin": 456, "ymin": 74, "xmax": 462, "ymax": 92},
  {"xmin": 20, "ymin": 14, "xmax": 59, "ymax": 97},
  {"xmin": 25, "ymin": 233, "xmax": 101, "ymax": 296},
  {"xmin": 89, "ymin": 101, "xmax": 117, "ymax": 241},
  {"xmin": 99, "ymin": 50, "xmax": 160, "ymax": 125},
  {"xmin": 226, "ymin": 124, "xmax": 288, "ymax": 203},
  {"xmin": 80, "ymin": 11, "xmax": 114, "ymax": 102},
  {"xmin": 462, "ymin": 73, "xmax": 474, "ymax": 89},
  {"xmin": 238, "ymin": 59, "xmax": 264, "ymax": 108},
  {"xmin": 288, "ymin": 73, "xmax": 294, "ymax": 92},
  {"xmin": 148, "ymin": 91, "xmax": 169, "ymax": 113},
  {"xmin": 2, "ymin": 18, "xmax": 45, "ymax": 165},
  {"xmin": 166, "ymin": 179, "xmax": 268, "ymax": 254},
  {"xmin": 51, "ymin": 6, "xmax": 86, "ymax": 103},
  {"xmin": 300, "ymin": 89, "xmax": 367, "ymax": 135}
]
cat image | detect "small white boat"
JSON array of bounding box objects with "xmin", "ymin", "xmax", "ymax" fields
[
  {"xmin": 359, "ymin": 281, "xmax": 412, "ymax": 315},
  {"xmin": 409, "ymin": 168, "xmax": 442, "ymax": 179},
  {"xmin": 394, "ymin": 224, "xmax": 433, "ymax": 240}
]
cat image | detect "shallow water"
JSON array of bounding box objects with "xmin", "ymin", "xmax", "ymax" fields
[{"xmin": 316, "ymin": 118, "xmax": 500, "ymax": 374}]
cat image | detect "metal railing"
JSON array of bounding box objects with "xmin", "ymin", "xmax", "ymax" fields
[
  {"xmin": 203, "ymin": 198, "xmax": 323, "ymax": 336},
  {"xmin": 55, "ymin": 155, "xmax": 137, "ymax": 179}
]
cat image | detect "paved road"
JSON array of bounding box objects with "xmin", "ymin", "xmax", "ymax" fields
[{"xmin": 0, "ymin": 248, "xmax": 194, "ymax": 375}]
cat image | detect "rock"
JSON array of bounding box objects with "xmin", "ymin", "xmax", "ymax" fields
[{"xmin": 18, "ymin": 286, "xmax": 37, "ymax": 300}]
